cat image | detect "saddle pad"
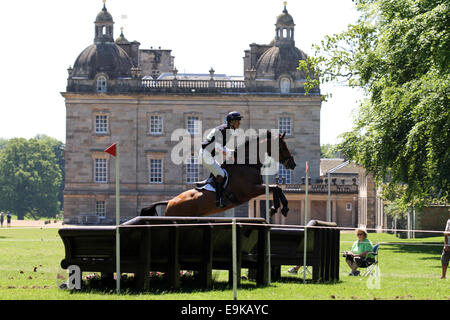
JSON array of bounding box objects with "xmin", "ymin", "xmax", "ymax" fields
[{"xmin": 195, "ymin": 169, "xmax": 229, "ymax": 192}]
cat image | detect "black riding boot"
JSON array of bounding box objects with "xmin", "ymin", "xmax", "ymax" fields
[{"xmin": 215, "ymin": 176, "xmax": 226, "ymax": 208}]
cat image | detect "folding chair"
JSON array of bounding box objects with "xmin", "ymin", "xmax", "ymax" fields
[{"xmin": 360, "ymin": 243, "xmax": 379, "ymax": 276}]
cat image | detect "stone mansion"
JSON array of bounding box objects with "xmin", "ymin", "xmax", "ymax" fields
[{"xmin": 62, "ymin": 2, "xmax": 385, "ymax": 230}]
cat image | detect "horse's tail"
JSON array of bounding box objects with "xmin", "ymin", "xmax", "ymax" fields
[{"xmin": 140, "ymin": 201, "xmax": 169, "ymax": 216}]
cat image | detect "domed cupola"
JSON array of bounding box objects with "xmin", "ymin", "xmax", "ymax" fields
[
  {"xmin": 95, "ymin": 0, "xmax": 114, "ymax": 44},
  {"xmin": 276, "ymin": 2, "xmax": 294, "ymax": 26},
  {"xmin": 71, "ymin": 44, "xmax": 133, "ymax": 80},
  {"xmin": 255, "ymin": 45, "xmax": 307, "ymax": 79},
  {"xmin": 115, "ymin": 28, "xmax": 130, "ymax": 45},
  {"xmin": 254, "ymin": 2, "xmax": 307, "ymax": 81},
  {"xmin": 272, "ymin": 2, "xmax": 295, "ymax": 48},
  {"xmin": 70, "ymin": 1, "xmax": 134, "ymax": 83}
]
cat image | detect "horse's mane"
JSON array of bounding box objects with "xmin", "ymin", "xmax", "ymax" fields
[
  {"xmin": 237, "ymin": 130, "xmax": 272, "ymax": 149},
  {"xmin": 223, "ymin": 130, "xmax": 274, "ymax": 168}
]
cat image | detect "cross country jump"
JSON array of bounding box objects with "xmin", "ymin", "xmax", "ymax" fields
[{"xmin": 140, "ymin": 131, "xmax": 296, "ymax": 217}]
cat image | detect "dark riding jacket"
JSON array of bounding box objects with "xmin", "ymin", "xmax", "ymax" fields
[{"xmin": 201, "ymin": 123, "xmax": 236, "ymax": 157}]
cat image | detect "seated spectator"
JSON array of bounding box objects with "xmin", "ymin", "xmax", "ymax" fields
[{"xmin": 343, "ymin": 227, "xmax": 374, "ymax": 276}]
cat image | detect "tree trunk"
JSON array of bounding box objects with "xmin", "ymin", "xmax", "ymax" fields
[{"xmin": 17, "ymin": 210, "xmax": 25, "ymax": 220}]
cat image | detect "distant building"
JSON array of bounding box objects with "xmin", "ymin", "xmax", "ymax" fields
[{"xmin": 250, "ymin": 158, "xmax": 360, "ymax": 227}]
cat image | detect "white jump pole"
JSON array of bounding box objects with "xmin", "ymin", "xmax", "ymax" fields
[
  {"xmin": 115, "ymin": 143, "xmax": 121, "ymax": 294},
  {"xmin": 303, "ymin": 161, "xmax": 309, "ymax": 284},
  {"xmin": 232, "ymin": 218, "xmax": 237, "ymax": 300},
  {"xmin": 105, "ymin": 142, "xmax": 120, "ymax": 294},
  {"xmin": 264, "ymin": 153, "xmax": 271, "ymax": 285}
]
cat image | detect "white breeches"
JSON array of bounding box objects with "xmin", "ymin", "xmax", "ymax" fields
[{"xmin": 199, "ymin": 148, "xmax": 225, "ymax": 178}]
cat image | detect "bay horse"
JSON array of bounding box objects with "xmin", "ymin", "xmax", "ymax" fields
[{"xmin": 140, "ymin": 130, "xmax": 296, "ymax": 217}]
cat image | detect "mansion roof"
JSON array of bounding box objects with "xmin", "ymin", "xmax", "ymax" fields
[{"xmin": 67, "ymin": 3, "xmax": 319, "ymax": 96}]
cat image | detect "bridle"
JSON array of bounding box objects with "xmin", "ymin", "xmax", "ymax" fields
[{"xmin": 280, "ymin": 155, "xmax": 294, "ymax": 168}]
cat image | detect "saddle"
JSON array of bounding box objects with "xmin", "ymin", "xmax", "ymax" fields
[{"xmin": 195, "ymin": 169, "xmax": 239, "ymax": 205}]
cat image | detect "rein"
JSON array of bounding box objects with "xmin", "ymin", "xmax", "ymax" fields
[{"xmin": 227, "ymin": 131, "xmax": 292, "ymax": 168}]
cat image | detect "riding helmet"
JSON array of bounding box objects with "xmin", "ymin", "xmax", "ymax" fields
[{"xmin": 226, "ymin": 111, "xmax": 243, "ymax": 122}]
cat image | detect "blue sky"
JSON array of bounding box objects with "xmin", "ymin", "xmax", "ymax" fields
[{"xmin": 0, "ymin": 0, "xmax": 363, "ymax": 145}]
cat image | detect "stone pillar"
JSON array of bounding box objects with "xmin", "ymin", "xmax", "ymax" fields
[
  {"xmin": 300, "ymin": 199, "xmax": 305, "ymax": 225},
  {"xmin": 352, "ymin": 196, "xmax": 357, "ymax": 227},
  {"xmin": 326, "ymin": 199, "xmax": 330, "ymax": 222},
  {"xmin": 306, "ymin": 199, "xmax": 312, "ymax": 224},
  {"xmin": 255, "ymin": 200, "xmax": 261, "ymax": 218},
  {"xmin": 248, "ymin": 200, "xmax": 254, "ymax": 218},
  {"xmin": 209, "ymin": 68, "xmax": 215, "ymax": 89},
  {"xmin": 332, "ymin": 200, "xmax": 337, "ymax": 223},
  {"xmin": 172, "ymin": 68, "xmax": 178, "ymax": 89},
  {"xmin": 244, "ymin": 68, "xmax": 256, "ymax": 89}
]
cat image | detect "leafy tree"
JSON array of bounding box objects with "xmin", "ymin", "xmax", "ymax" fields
[
  {"xmin": 321, "ymin": 144, "xmax": 340, "ymax": 158},
  {"xmin": 0, "ymin": 138, "xmax": 62, "ymax": 219},
  {"xmin": 300, "ymin": 0, "xmax": 450, "ymax": 207},
  {"xmin": 34, "ymin": 134, "xmax": 65, "ymax": 210},
  {"xmin": 0, "ymin": 138, "xmax": 8, "ymax": 151}
]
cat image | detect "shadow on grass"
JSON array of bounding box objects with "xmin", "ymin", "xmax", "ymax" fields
[
  {"xmin": 273, "ymin": 276, "xmax": 342, "ymax": 285},
  {"xmin": 384, "ymin": 242, "xmax": 443, "ymax": 258},
  {"xmin": 67, "ymin": 274, "xmax": 342, "ymax": 296},
  {"xmin": 68, "ymin": 275, "xmax": 265, "ymax": 296}
]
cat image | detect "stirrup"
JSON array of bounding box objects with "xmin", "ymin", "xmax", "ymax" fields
[{"xmin": 216, "ymin": 198, "xmax": 226, "ymax": 208}]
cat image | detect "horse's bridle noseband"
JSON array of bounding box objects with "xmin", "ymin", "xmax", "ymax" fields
[{"xmin": 280, "ymin": 155, "xmax": 294, "ymax": 168}]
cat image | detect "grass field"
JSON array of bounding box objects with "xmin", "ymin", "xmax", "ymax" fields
[{"xmin": 0, "ymin": 227, "xmax": 448, "ymax": 300}]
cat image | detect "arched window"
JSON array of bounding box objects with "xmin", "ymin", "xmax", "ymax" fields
[
  {"xmin": 96, "ymin": 76, "xmax": 107, "ymax": 93},
  {"xmin": 283, "ymin": 29, "xmax": 287, "ymax": 38},
  {"xmin": 280, "ymin": 77, "xmax": 290, "ymax": 94},
  {"xmin": 102, "ymin": 26, "xmax": 106, "ymax": 35}
]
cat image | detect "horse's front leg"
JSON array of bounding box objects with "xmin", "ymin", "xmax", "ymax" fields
[
  {"xmin": 268, "ymin": 185, "xmax": 289, "ymax": 217},
  {"xmin": 268, "ymin": 185, "xmax": 281, "ymax": 216},
  {"xmin": 278, "ymin": 189, "xmax": 289, "ymax": 217},
  {"xmin": 247, "ymin": 184, "xmax": 286, "ymax": 217}
]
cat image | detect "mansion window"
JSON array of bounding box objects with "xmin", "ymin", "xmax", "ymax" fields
[
  {"xmin": 96, "ymin": 201, "xmax": 106, "ymax": 217},
  {"xmin": 278, "ymin": 117, "xmax": 292, "ymax": 136},
  {"xmin": 96, "ymin": 76, "xmax": 107, "ymax": 93},
  {"xmin": 150, "ymin": 115, "xmax": 163, "ymax": 135},
  {"xmin": 346, "ymin": 203, "xmax": 352, "ymax": 211},
  {"xmin": 278, "ymin": 163, "xmax": 292, "ymax": 184},
  {"xmin": 187, "ymin": 116, "xmax": 200, "ymax": 135},
  {"xmin": 94, "ymin": 158, "xmax": 107, "ymax": 183},
  {"xmin": 149, "ymin": 159, "xmax": 163, "ymax": 183},
  {"xmin": 95, "ymin": 115, "xmax": 108, "ymax": 134},
  {"xmin": 185, "ymin": 156, "xmax": 199, "ymax": 183}
]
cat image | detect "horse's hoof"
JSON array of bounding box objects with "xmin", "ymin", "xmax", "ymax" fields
[
  {"xmin": 270, "ymin": 207, "xmax": 277, "ymax": 216},
  {"xmin": 281, "ymin": 207, "xmax": 289, "ymax": 217}
]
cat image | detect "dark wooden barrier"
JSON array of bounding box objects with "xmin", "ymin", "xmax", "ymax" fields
[
  {"xmin": 59, "ymin": 217, "xmax": 340, "ymax": 290},
  {"xmin": 267, "ymin": 220, "xmax": 340, "ymax": 282},
  {"xmin": 59, "ymin": 217, "xmax": 270, "ymax": 290}
]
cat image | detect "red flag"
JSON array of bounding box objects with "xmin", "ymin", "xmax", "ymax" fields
[
  {"xmin": 305, "ymin": 161, "xmax": 309, "ymax": 174},
  {"xmin": 105, "ymin": 143, "xmax": 117, "ymax": 157}
]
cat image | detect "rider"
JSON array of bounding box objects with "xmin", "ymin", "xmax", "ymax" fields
[{"xmin": 200, "ymin": 111, "xmax": 242, "ymax": 208}]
